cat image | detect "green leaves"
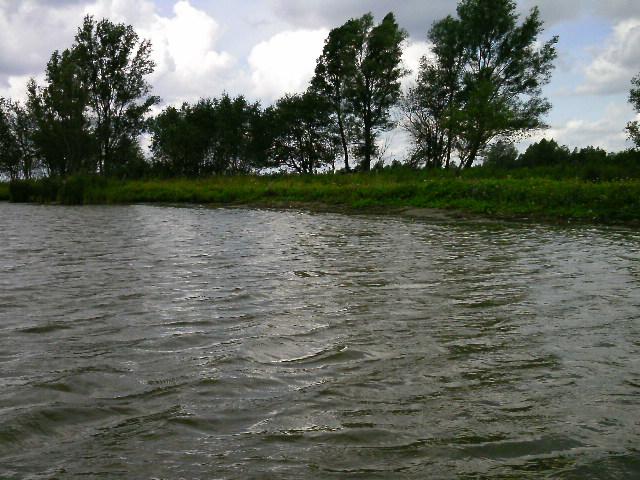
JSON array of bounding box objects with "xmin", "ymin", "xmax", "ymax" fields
[
  {"xmin": 269, "ymin": 92, "xmax": 339, "ymax": 174},
  {"xmin": 627, "ymin": 75, "xmax": 640, "ymax": 148},
  {"xmin": 24, "ymin": 15, "xmax": 158, "ymax": 178},
  {"xmin": 312, "ymin": 13, "xmax": 407, "ymax": 172},
  {"xmin": 151, "ymin": 95, "xmax": 266, "ymax": 176},
  {"xmin": 408, "ymin": 0, "xmax": 558, "ymax": 169},
  {"xmin": 73, "ymin": 16, "xmax": 158, "ymax": 175}
]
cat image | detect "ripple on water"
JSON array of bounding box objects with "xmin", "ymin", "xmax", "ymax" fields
[{"xmin": 0, "ymin": 204, "xmax": 639, "ymax": 479}]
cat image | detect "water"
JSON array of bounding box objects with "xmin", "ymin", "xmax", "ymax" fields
[{"xmin": 0, "ymin": 203, "xmax": 639, "ymax": 479}]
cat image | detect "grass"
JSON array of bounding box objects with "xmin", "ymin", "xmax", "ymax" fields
[
  {"xmin": 0, "ymin": 182, "xmax": 8, "ymax": 201},
  {"xmin": 6, "ymin": 171, "xmax": 640, "ymax": 224}
]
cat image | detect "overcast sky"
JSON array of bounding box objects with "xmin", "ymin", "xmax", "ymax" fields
[{"xmin": 1, "ymin": 0, "xmax": 639, "ymax": 155}]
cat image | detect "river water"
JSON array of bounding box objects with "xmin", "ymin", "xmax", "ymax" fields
[{"xmin": 0, "ymin": 204, "xmax": 639, "ymax": 479}]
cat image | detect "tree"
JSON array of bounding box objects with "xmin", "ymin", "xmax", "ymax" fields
[
  {"xmin": 402, "ymin": 16, "xmax": 464, "ymax": 169},
  {"xmin": 312, "ymin": 13, "xmax": 406, "ymax": 172},
  {"xmin": 627, "ymin": 75, "xmax": 640, "ymax": 148},
  {"xmin": 152, "ymin": 100, "xmax": 218, "ymax": 177},
  {"xmin": 482, "ymin": 140, "xmax": 519, "ymax": 168},
  {"xmin": 151, "ymin": 95, "xmax": 268, "ymax": 177},
  {"xmin": 0, "ymin": 98, "xmax": 37, "ymax": 180},
  {"xmin": 518, "ymin": 138, "xmax": 569, "ymax": 167},
  {"xmin": 0, "ymin": 99, "xmax": 22, "ymax": 180},
  {"xmin": 410, "ymin": 0, "xmax": 558, "ymax": 169},
  {"xmin": 27, "ymin": 50, "xmax": 95, "ymax": 176},
  {"xmin": 210, "ymin": 94, "xmax": 264, "ymax": 174},
  {"xmin": 311, "ymin": 19, "xmax": 361, "ymax": 171},
  {"xmin": 74, "ymin": 16, "xmax": 158, "ymax": 175},
  {"xmin": 25, "ymin": 16, "xmax": 158, "ymax": 177},
  {"xmin": 268, "ymin": 92, "xmax": 339, "ymax": 174},
  {"xmin": 349, "ymin": 13, "xmax": 407, "ymax": 171}
]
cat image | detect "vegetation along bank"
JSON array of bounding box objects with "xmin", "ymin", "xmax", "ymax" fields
[
  {"xmin": 2, "ymin": 0, "xmax": 640, "ymax": 225},
  {"xmin": 4, "ymin": 165, "xmax": 640, "ymax": 225}
]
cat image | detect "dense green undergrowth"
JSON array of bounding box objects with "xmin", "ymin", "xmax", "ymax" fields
[
  {"xmin": 0, "ymin": 183, "xmax": 8, "ymax": 201},
  {"xmin": 6, "ymin": 171, "xmax": 640, "ymax": 224}
]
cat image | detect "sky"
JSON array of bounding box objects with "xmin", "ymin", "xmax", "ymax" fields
[{"xmin": 1, "ymin": 0, "xmax": 639, "ymax": 157}]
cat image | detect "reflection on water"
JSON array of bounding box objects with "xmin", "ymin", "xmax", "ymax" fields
[{"xmin": 0, "ymin": 204, "xmax": 639, "ymax": 479}]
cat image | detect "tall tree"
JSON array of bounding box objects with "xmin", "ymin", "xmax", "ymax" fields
[
  {"xmin": 27, "ymin": 50, "xmax": 95, "ymax": 176},
  {"xmin": 74, "ymin": 16, "xmax": 158, "ymax": 175},
  {"xmin": 0, "ymin": 99, "xmax": 22, "ymax": 180},
  {"xmin": 269, "ymin": 92, "xmax": 339, "ymax": 174},
  {"xmin": 151, "ymin": 100, "xmax": 217, "ymax": 177},
  {"xmin": 626, "ymin": 74, "xmax": 640, "ymax": 148},
  {"xmin": 410, "ymin": 0, "xmax": 557, "ymax": 169},
  {"xmin": 151, "ymin": 95, "xmax": 269, "ymax": 177},
  {"xmin": 211, "ymin": 94, "xmax": 263, "ymax": 174},
  {"xmin": 349, "ymin": 13, "xmax": 407, "ymax": 171},
  {"xmin": 311, "ymin": 19, "xmax": 361, "ymax": 172},
  {"xmin": 402, "ymin": 16, "xmax": 464, "ymax": 169},
  {"xmin": 0, "ymin": 98, "xmax": 37, "ymax": 180}
]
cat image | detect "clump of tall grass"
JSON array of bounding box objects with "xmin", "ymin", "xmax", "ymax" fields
[
  {"xmin": 0, "ymin": 182, "xmax": 9, "ymax": 201},
  {"xmin": 7, "ymin": 172, "xmax": 640, "ymax": 224}
]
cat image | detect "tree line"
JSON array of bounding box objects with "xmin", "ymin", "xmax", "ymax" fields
[{"xmin": 1, "ymin": 0, "xmax": 639, "ymax": 182}]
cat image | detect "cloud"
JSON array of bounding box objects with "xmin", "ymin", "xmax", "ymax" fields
[
  {"xmin": 0, "ymin": 0, "xmax": 239, "ymax": 105},
  {"xmin": 0, "ymin": 73, "xmax": 44, "ymax": 101},
  {"xmin": 248, "ymin": 28, "xmax": 328, "ymax": 102},
  {"xmin": 269, "ymin": 0, "xmax": 640, "ymax": 41},
  {"xmin": 269, "ymin": 0, "xmax": 454, "ymax": 38},
  {"xmin": 132, "ymin": 1, "xmax": 237, "ymax": 104},
  {"xmin": 593, "ymin": 0, "xmax": 640, "ymax": 20},
  {"xmin": 578, "ymin": 19, "xmax": 640, "ymax": 95},
  {"xmin": 0, "ymin": 1, "xmax": 82, "ymax": 76},
  {"xmin": 401, "ymin": 40, "xmax": 432, "ymax": 89},
  {"xmin": 525, "ymin": 103, "xmax": 635, "ymax": 151}
]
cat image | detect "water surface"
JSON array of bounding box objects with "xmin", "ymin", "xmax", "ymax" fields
[{"xmin": 0, "ymin": 204, "xmax": 639, "ymax": 478}]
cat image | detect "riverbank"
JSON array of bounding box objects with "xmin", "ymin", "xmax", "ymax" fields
[
  {"xmin": 0, "ymin": 182, "xmax": 8, "ymax": 201},
  {"xmin": 5, "ymin": 173, "xmax": 640, "ymax": 224}
]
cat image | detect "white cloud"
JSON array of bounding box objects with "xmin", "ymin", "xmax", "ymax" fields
[
  {"xmin": 0, "ymin": 73, "xmax": 45, "ymax": 101},
  {"xmin": 85, "ymin": 0, "xmax": 237, "ymax": 104},
  {"xmin": 0, "ymin": 1, "xmax": 80, "ymax": 76},
  {"xmin": 0, "ymin": 0, "xmax": 239, "ymax": 105},
  {"xmin": 271, "ymin": 0, "xmax": 640, "ymax": 33},
  {"xmin": 401, "ymin": 40, "xmax": 432, "ymax": 89},
  {"xmin": 248, "ymin": 28, "xmax": 328, "ymax": 101},
  {"xmin": 578, "ymin": 19, "xmax": 640, "ymax": 95},
  {"xmin": 83, "ymin": 0, "xmax": 156, "ymax": 24},
  {"xmin": 525, "ymin": 103, "xmax": 635, "ymax": 151}
]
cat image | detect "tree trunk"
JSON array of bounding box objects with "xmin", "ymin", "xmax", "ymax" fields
[
  {"xmin": 462, "ymin": 141, "xmax": 480, "ymax": 169},
  {"xmin": 363, "ymin": 114, "xmax": 372, "ymax": 172},
  {"xmin": 337, "ymin": 110, "xmax": 350, "ymax": 172},
  {"xmin": 445, "ymin": 132, "xmax": 452, "ymax": 170}
]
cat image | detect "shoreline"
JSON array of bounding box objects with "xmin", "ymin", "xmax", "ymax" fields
[{"xmin": 3, "ymin": 175, "xmax": 640, "ymax": 227}]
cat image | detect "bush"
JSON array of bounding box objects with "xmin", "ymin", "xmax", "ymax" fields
[
  {"xmin": 9, "ymin": 177, "xmax": 62, "ymax": 203},
  {"xmin": 58, "ymin": 176, "xmax": 87, "ymax": 204},
  {"xmin": 8, "ymin": 179, "xmax": 33, "ymax": 202}
]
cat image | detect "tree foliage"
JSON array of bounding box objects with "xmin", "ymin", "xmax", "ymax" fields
[
  {"xmin": 406, "ymin": 0, "xmax": 557, "ymax": 169},
  {"xmin": 151, "ymin": 94, "xmax": 267, "ymax": 176},
  {"xmin": 26, "ymin": 15, "xmax": 157, "ymax": 177},
  {"xmin": 74, "ymin": 16, "xmax": 158, "ymax": 175},
  {"xmin": 268, "ymin": 92, "xmax": 339, "ymax": 174},
  {"xmin": 627, "ymin": 74, "xmax": 640, "ymax": 148},
  {"xmin": 312, "ymin": 13, "xmax": 407, "ymax": 172},
  {"xmin": 27, "ymin": 50, "xmax": 95, "ymax": 176},
  {"xmin": 350, "ymin": 13, "xmax": 407, "ymax": 171},
  {"xmin": 311, "ymin": 18, "xmax": 361, "ymax": 171},
  {"xmin": 518, "ymin": 138, "xmax": 570, "ymax": 167},
  {"xmin": 0, "ymin": 98, "xmax": 37, "ymax": 180},
  {"xmin": 482, "ymin": 140, "xmax": 519, "ymax": 169}
]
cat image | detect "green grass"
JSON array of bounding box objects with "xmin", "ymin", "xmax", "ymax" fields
[
  {"xmin": 7, "ymin": 172, "xmax": 640, "ymax": 224},
  {"xmin": 0, "ymin": 182, "xmax": 8, "ymax": 201}
]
